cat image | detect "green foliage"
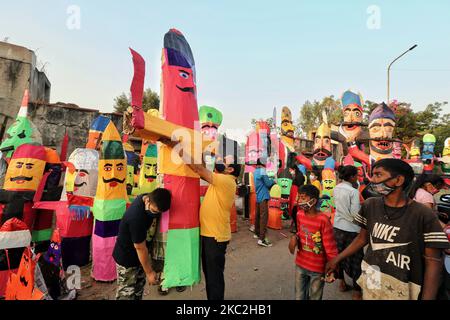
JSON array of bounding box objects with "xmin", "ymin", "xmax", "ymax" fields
[
  {"xmin": 113, "ymin": 88, "xmax": 160, "ymax": 113},
  {"xmin": 297, "ymin": 96, "xmax": 343, "ymax": 135}
]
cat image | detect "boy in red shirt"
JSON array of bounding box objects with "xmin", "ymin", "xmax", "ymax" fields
[{"xmin": 289, "ymin": 185, "xmax": 338, "ymax": 300}]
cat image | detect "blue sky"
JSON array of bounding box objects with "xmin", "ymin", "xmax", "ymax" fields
[{"xmin": 2, "ymin": 0, "xmax": 450, "ymax": 142}]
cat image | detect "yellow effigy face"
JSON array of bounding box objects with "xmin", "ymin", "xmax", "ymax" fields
[
  {"xmin": 313, "ymin": 123, "xmax": 332, "ymax": 166},
  {"xmin": 321, "ymin": 169, "xmax": 336, "ymax": 196},
  {"xmin": 443, "ymin": 138, "xmax": 450, "ymax": 157},
  {"xmin": 142, "ymin": 157, "xmax": 157, "ymax": 183},
  {"xmin": 4, "ymin": 157, "xmax": 45, "ymax": 191},
  {"xmin": 96, "ymin": 159, "xmax": 127, "ymax": 199},
  {"xmin": 409, "ymin": 139, "xmax": 421, "ymax": 158}
]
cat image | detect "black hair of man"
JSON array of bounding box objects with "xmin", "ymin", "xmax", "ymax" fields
[
  {"xmin": 338, "ymin": 165, "xmax": 358, "ymax": 182},
  {"xmin": 147, "ymin": 188, "xmax": 172, "ymax": 213},
  {"xmin": 298, "ymin": 184, "xmax": 320, "ymax": 201},
  {"xmin": 372, "ymin": 159, "xmax": 415, "ymax": 190},
  {"xmin": 228, "ymin": 163, "xmax": 242, "ymax": 178}
]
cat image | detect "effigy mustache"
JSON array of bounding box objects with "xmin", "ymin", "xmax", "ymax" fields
[
  {"xmin": 10, "ymin": 176, "xmax": 33, "ymax": 182},
  {"xmin": 102, "ymin": 177, "xmax": 126, "ymax": 184},
  {"xmin": 342, "ymin": 122, "xmax": 368, "ymax": 127}
]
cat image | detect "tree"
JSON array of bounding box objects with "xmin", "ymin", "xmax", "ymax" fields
[
  {"xmin": 297, "ymin": 96, "xmax": 343, "ymax": 136},
  {"xmin": 113, "ymin": 88, "xmax": 160, "ymax": 113}
]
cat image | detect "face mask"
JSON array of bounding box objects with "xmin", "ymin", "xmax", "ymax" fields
[
  {"xmin": 298, "ymin": 199, "xmax": 316, "ymax": 211},
  {"xmin": 215, "ymin": 163, "xmax": 226, "ymax": 173},
  {"xmin": 368, "ymin": 176, "xmax": 397, "ymax": 196},
  {"xmin": 310, "ymin": 175, "xmax": 316, "ymax": 181}
]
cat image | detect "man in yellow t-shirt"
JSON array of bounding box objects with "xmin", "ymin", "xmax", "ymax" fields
[
  {"xmin": 190, "ymin": 155, "xmax": 240, "ymax": 300},
  {"xmin": 159, "ymin": 137, "xmax": 240, "ymax": 300}
]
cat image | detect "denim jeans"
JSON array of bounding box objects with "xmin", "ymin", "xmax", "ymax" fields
[{"xmin": 295, "ymin": 265, "xmax": 325, "ymax": 300}]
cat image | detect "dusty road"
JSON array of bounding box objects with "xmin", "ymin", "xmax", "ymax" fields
[{"xmin": 77, "ymin": 215, "xmax": 353, "ymax": 301}]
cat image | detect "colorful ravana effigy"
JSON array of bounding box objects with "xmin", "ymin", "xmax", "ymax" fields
[
  {"xmin": 348, "ymin": 102, "xmax": 397, "ymax": 170},
  {"xmin": 92, "ymin": 120, "xmax": 128, "ymax": 282},
  {"xmin": 0, "ymin": 144, "xmax": 46, "ymax": 296},
  {"xmin": 34, "ymin": 146, "xmax": 98, "ymax": 270},
  {"xmin": 159, "ymin": 29, "xmax": 201, "ymax": 288},
  {"xmin": 441, "ymin": 138, "xmax": 450, "ymax": 174},
  {"xmin": 124, "ymin": 30, "xmax": 205, "ymax": 288},
  {"xmin": 137, "ymin": 143, "xmax": 158, "ymax": 194},
  {"xmin": 335, "ymin": 90, "xmax": 368, "ymax": 145},
  {"xmin": 0, "ymin": 91, "xmax": 42, "ymax": 159},
  {"xmin": 422, "ymin": 134, "xmax": 436, "ymax": 174},
  {"xmin": 297, "ymin": 119, "xmax": 336, "ymax": 171}
]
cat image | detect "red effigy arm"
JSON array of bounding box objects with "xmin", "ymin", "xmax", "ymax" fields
[
  {"xmin": 348, "ymin": 144, "xmax": 370, "ymax": 167},
  {"xmin": 129, "ymin": 48, "xmax": 146, "ymax": 129},
  {"xmin": 296, "ymin": 154, "xmax": 312, "ymax": 171}
]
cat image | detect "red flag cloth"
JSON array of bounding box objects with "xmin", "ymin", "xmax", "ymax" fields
[
  {"xmin": 129, "ymin": 48, "xmax": 146, "ymax": 129},
  {"xmin": 60, "ymin": 132, "xmax": 69, "ymax": 162}
]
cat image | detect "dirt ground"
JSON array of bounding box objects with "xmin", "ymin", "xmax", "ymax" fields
[{"xmin": 77, "ymin": 213, "xmax": 353, "ymax": 301}]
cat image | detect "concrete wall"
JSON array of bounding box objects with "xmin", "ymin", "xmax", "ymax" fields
[
  {"xmin": 0, "ymin": 41, "xmax": 51, "ymax": 141},
  {"xmin": 27, "ymin": 103, "xmax": 138, "ymax": 158}
]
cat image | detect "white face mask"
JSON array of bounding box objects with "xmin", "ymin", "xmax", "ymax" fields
[{"xmin": 310, "ymin": 175, "xmax": 316, "ymax": 181}]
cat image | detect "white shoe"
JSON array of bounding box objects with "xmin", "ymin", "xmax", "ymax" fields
[
  {"xmin": 249, "ymin": 225, "xmax": 255, "ymax": 232},
  {"xmin": 258, "ymin": 239, "xmax": 273, "ymax": 247},
  {"xmin": 253, "ymin": 234, "xmax": 259, "ymax": 239}
]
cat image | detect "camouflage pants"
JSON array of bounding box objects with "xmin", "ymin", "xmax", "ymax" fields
[{"xmin": 115, "ymin": 264, "xmax": 146, "ymax": 300}]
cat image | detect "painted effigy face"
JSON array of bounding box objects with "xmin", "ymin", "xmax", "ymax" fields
[
  {"xmin": 313, "ymin": 123, "xmax": 332, "ymax": 167},
  {"xmin": 342, "ymin": 104, "xmax": 363, "ymax": 140},
  {"xmin": 281, "ymin": 107, "xmax": 295, "ymax": 145},
  {"xmin": 93, "ymin": 119, "xmax": 128, "ymax": 201},
  {"xmin": 409, "ymin": 139, "xmax": 421, "ymax": 159},
  {"xmin": 392, "ymin": 142, "xmax": 402, "ymax": 159},
  {"xmin": 4, "ymin": 145, "xmax": 46, "ymax": 191},
  {"xmin": 199, "ymin": 106, "xmax": 222, "ymax": 141},
  {"xmin": 245, "ymin": 131, "xmax": 268, "ymax": 165},
  {"xmin": 341, "ymin": 91, "xmax": 364, "ymax": 142},
  {"xmin": 138, "ymin": 143, "xmax": 158, "ymax": 194},
  {"xmin": 65, "ymin": 149, "xmax": 99, "ymax": 198},
  {"xmin": 98, "ymin": 158, "xmax": 126, "ymax": 199},
  {"xmin": 15, "ymin": 249, "xmax": 33, "ymax": 293},
  {"xmin": 44, "ymin": 231, "xmax": 61, "ymax": 267},
  {"xmin": 369, "ymin": 118, "xmax": 396, "ymax": 156},
  {"xmin": 368, "ymin": 103, "xmax": 396, "ymax": 160},
  {"xmin": 422, "ymin": 134, "xmax": 436, "ymax": 161},
  {"xmin": 0, "ymin": 91, "xmax": 40, "ymax": 158},
  {"xmin": 142, "ymin": 158, "xmax": 157, "ymax": 182},
  {"xmin": 444, "ymin": 138, "xmax": 450, "ymax": 157},
  {"xmin": 161, "ymin": 32, "xmax": 198, "ymax": 128},
  {"xmin": 278, "ymin": 178, "xmax": 293, "ymax": 196},
  {"xmin": 321, "ymin": 169, "xmax": 336, "ymax": 197},
  {"xmin": 0, "ymin": 118, "xmax": 33, "ymax": 158},
  {"xmin": 442, "ymin": 138, "xmax": 450, "ymax": 173}
]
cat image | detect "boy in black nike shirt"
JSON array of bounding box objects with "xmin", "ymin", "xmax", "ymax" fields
[{"xmin": 326, "ymin": 159, "xmax": 449, "ymax": 300}]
